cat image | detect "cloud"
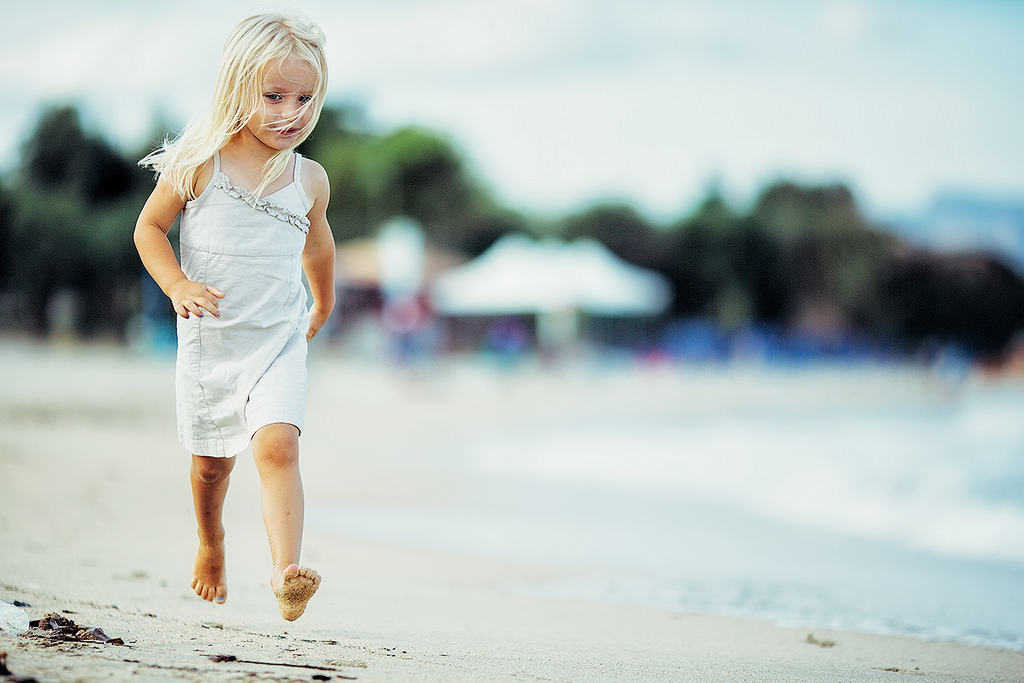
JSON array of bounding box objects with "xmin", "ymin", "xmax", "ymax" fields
[
  {"xmin": 331, "ymin": 0, "xmax": 578, "ymax": 86},
  {"xmin": 0, "ymin": 0, "xmax": 1021, "ymax": 214},
  {"xmin": 819, "ymin": 0, "xmax": 875, "ymax": 47}
]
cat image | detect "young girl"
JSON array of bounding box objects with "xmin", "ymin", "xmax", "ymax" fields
[{"xmin": 134, "ymin": 12, "xmax": 335, "ymax": 622}]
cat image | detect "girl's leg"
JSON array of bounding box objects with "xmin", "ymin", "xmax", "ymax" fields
[
  {"xmin": 190, "ymin": 454, "xmax": 236, "ymax": 604},
  {"xmin": 251, "ymin": 422, "xmax": 320, "ymax": 621}
]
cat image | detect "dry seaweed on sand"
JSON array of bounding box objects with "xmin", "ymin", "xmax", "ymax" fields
[{"xmin": 29, "ymin": 613, "xmax": 125, "ymax": 645}]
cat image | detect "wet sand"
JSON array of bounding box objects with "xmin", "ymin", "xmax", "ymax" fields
[{"xmin": 1, "ymin": 340, "xmax": 1022, "ymax": 682}]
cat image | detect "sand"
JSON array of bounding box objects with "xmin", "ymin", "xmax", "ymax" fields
[{"xmin": 1, "ymin": 340, "xmax": 1022, "ymax": 682}]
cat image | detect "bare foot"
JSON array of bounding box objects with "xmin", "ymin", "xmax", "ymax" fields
[
  {"xmin": 271, "ymin": 564, "xmax": 320, "ymax": 621},
  {"xmin": 191, "ymin": 537, "xmax": 227, "ymax": 604}
]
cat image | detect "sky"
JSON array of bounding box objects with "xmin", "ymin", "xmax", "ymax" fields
[{"xmin": 2, "ymin": 0, "xmax": 1023, "ymax": 220}]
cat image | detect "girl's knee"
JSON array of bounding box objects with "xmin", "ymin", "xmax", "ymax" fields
[
  {"xmin": 192, "ymin": 455, "xmax": 235, "ymax": 484},
  {"xmin": 252, "ymin": 423, "xmax": 300, "ymax": 470}
]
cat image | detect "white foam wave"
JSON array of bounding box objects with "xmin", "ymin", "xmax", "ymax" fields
[{"xmin": 473, "ymin": 387, "xmax": 1024, "ymax": 566}]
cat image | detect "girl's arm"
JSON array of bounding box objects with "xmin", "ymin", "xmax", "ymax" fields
[
  {"xmin": 301, "ymin": 160, "xmax": 336, "ymax": 342},
  {"xmin": 134, "ymin": 176, "xmax": 224, "ymax": 319}
]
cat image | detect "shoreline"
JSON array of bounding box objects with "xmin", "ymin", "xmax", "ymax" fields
[
  {"xmin": 4, "ymin": 535, "xmax": 1024, "ymax": 682},
  {"xmin": 1, "ymin": 341, "xmax": 1023, "ymax": 681}
]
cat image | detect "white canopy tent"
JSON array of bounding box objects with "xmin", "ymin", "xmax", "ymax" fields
[
  {"xmin": 430, "ymin": 234, "xmax": 671, "ymax": 354},
  {"xmin": 430, "ymin": 233, "xmax": 671, "ymax": 316}
]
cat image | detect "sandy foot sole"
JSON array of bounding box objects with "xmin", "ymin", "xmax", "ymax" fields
[{"xmin": 273, "ymin": 564, "xmax": 321, "ymax": 621}]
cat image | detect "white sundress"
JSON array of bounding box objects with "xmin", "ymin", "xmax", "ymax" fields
[{"xmin": 176, "ymin": 152, "xmax": 312, "ymax": 458}]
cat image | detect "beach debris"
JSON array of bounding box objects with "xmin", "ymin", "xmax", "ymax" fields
[
  {"xmin": 805, "ymin": 633, "xmax": 836, "ymax": 648},
  {"xmin": 30, "ymin": 613, "xmax": 125, "ymax": 646},
  {"xmin": 206, "ymin": 653, "xmax": 356, "ymax": 679},
  {"xmin": 0, "ymin": 601, "xmax": 30, "ymax": 634}
]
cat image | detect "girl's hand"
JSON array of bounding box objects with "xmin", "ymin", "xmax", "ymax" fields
[
  {"xmin": 306, "ymin": 302, "xmax": 331, "ymax": 342},
  {"xmin": 168, "ymin": 280, "xmax": 225, "ymax": 319}
]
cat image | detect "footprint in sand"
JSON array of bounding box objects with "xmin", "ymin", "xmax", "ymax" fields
[{"xmin": 273, "ymin": 564, "xmax": 321, "ymax": 621}]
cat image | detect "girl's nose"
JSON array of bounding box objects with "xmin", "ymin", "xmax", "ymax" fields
[{"xmin": 288, "ymin": 100, "xmax": 307, "ymax": 121}]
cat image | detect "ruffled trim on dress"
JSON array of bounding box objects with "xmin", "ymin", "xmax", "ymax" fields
[{"xmin": 212, "ymin": 173, "xmax": 310, "ymax": 235}]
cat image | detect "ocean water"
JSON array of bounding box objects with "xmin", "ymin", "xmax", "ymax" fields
[{"xmin": 312, "ymin": 367, "xmax": 1024, "ymax": 651}]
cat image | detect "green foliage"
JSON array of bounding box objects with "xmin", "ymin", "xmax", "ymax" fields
[
  {"xmin": 738, "ymin": 182, "xmax": 898, "ymax": 333},
  {"xmin": 22, "ymin": 106, "xmax": 147, "ymax": 204},
  {"xmin": 561, "ymin": 203, "xmax": 664, "ymax": 267},
  {"xmin": 877, "ymin": 253, "xmax": 1024, "ymax": 357},
  {"xmin": 663, "ymin": 201, "xmax": 790, "ymax": 326},
  {"xmin": 2, "ymin": 105, "xmax": 149, "ymax": 336},
  {"xmin": 308, "ymin": 121, "xmax": 516, "ymax": 252},
  {"xmin": 1, "ymin": 102, "xmax": 1020, "ymax": 356}
]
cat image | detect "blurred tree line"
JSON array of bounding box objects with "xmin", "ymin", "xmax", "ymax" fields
[{"xmin": 1, "ymin": 103, "xmax": 1022, "ymax": 360}]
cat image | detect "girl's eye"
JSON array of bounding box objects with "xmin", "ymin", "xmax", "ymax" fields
[
  {"xmin": 298, "ymin": 95, "xmax": 312, "ymax": 104},
  {"xmin": 265, "ymin": 93, "xmax": 283, "ymax": 102}
]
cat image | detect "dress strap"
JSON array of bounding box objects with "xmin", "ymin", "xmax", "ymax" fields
[
  {"xmin": 291, "ymin": 153, "xmax": 312, "ymax": 213},
  {"xmin": 213, "ymin": 150, "xmax": 221, "ymax": 175}
]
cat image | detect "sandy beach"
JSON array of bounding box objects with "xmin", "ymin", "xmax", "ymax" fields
[{"xmin": 1, "ymin": 340, "xmax": 1023, "ymax": 682}]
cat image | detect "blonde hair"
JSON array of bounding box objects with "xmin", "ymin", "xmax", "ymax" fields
[{"xmin": 141, "ymin": 12, "xmax": 328, "ymax": 200}]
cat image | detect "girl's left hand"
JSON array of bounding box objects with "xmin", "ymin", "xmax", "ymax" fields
[{"xmin": 306, "ymin": 302, "xmax": 331, "ymax": 342}]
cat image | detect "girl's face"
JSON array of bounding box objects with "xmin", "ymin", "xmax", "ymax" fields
[{"xmin": 245, "ymin": 55, "xmax": 318, "ymax": 151}]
